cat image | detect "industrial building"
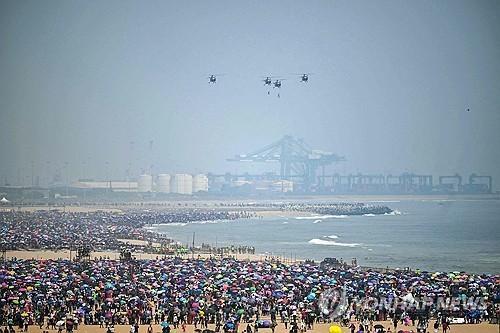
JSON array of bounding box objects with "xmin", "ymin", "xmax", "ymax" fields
[
  {"xmin": 70, "ymin": 173, "xmax": 210, "ymax": 195},
  {"xmin": 73, "ymin": 181, "xmax": 138, "ymax": 192}
]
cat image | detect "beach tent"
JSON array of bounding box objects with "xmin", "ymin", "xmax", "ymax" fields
[{"xmin": 0, "ymin": 197, "xmax": 9, "ymax": 203}]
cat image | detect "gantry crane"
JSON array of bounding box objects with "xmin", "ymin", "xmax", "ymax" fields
[{"xmin": 227, "ymin": 135, "xmax": 345, "ymax": 190}]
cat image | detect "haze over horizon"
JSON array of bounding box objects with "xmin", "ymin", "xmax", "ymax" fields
[{"xmin": 1, "ymin": 0, "xmax": 499, "ymax": 189}]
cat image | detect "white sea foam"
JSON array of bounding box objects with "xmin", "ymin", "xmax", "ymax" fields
[
  {"xmin": 282, "ymin": 221, "xmax": 289, "ymax": 224},
  {"xmin": 325, "ymin": 234, "xmax": 339, "ymax": 239},
  {"xmin": 363, "ymin": 213, "xmax": 376, "ymax": 217},
  {"xmin": 383, "ymin": 210, "xmax": 402, "ymax": 216},
  {"xmin": 191, "ymin": 220, "xmax": 228, "ymax": 225},
  {"xmin": 313, "ymin": 220, "xmax": 322, "ymax": 224},
  {"xmin": 371, "ymin": 244, "xmax": 393, "ymax": 248},
  {"xmin": 308, "ymin": 238, "xmax": 361, "ymax": 247},
  {"xmin": 295, "ymin": 215, "xmax": 348, "ymax": 220},
  {"xmin": 155, "ymin": 223, "xmax": 188, "ymax": 226}
]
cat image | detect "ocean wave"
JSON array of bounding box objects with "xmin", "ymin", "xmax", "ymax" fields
[
  {"xmin": 313, "ymin": 220, "xmax": 322, "ymax": 224},
  {"xmin": 308, "ymin": 238, "xmax": 361, "ymax": 247},
  {"xmin": 363, "ymin": 243, "xmax": 393, "ymax": 248},
  {"xmin": 150, "ymin": 222, "xmax": 187, "ymax": 227},
  {"xmin": 384, "ymin": 210, "xmax": 402, "ymax": 216},
  {"xmin": 363, "ymin": 213, "xmax": 376, "ymax": 217},
  {"xmin": 325, "ymin": 234, "xmax": 339, "ymax": 239},
  {"xmin": 191, "ymin": 220, "xmax": 228, "ymax": 225},
  {"xmin": 282, "ymin": 221, "xmax": 289, "ymax": 224},
  {"xmin": 295, "ymin": 215, "xmax": 348, "ymax": 220}
]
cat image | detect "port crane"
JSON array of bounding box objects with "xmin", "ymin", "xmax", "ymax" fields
[{"xmin": 227, "ymin": 135, "xmax": 345, "ymax": 190}]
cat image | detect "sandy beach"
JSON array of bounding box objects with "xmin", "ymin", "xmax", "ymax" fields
[
  {"xmin": 16, "ymin": 321, "xmax": 498, "ymax": 333},
  {"xmin": 5, "ymin": 249, "xmax": 294, "ymax": 263},
  {"xmin": 1, "ymin": 205, "xmax": 498, "ymax": 333}
]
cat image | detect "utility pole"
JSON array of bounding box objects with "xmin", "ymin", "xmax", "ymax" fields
[{"xmin": 31, "ymin": 161, "xmax": 34, "ymax": 187}]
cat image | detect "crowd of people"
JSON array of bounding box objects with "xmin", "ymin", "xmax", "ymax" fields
[
  {"xmin": 133, "ymin": 210, "xmax": 256, "ymax": 225},
  {"xmin": 198, "ymin": 244, "xmax": 256, "ymax": 256},
  {"xmin": 0, "ymin": 257, "xmax": 497, "ymax": 333},
  {"xmin": 216, "ymin": 202, "xmax": 393, "ymax": 216},
  {"xmin": 0, "ymin": 210, "xmax": 255, "ymax": 252},
  {"xmin": 276, "ymin": 203, "xmax": 393, "ymax": 216}
]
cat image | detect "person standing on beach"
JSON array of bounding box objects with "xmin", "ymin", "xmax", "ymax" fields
[
  {"xmin": 442, "ymin": 320, "xmax": 450, "ymax": 333},
  {"xmin": 433, "ymin": 320, "xmax": 439, "ymax": 333},
  {"xmin": 283, "ymin": 313, "xmax": 289, "ymax": 329}
]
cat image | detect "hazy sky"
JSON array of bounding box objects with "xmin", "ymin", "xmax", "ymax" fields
[{"xmin": 1, "ymin": 0, "xmax": 499, "ymax": 188}]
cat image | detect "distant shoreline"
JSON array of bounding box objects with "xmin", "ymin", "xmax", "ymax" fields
[{"xmin": 1, "ymin": 193, "xmax": 498, "ymax": 212}]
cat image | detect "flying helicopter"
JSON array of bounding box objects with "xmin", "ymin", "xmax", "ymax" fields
[
  {"xmin": 293, "ymin": 73, "xmax": 314, "ymax": 83},
  {"xmin": 262, "ymin": 77, "xmax": 272, "ymax": 86},
  {"xmin": 207, "ymin": 74, "xmax": 225, "ymax": 84},
  {"xmin": 273, "ymin": 79, "xmax": 284, "ymax": 89},
  {"xmin": 273, "ymin": 79, "xmax": 286, "ymax": 98}
]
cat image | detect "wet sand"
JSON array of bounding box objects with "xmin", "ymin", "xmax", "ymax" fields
[
  {"xmin": 5, "ymin": 249, "xmax": 294, "ymax": 263},
  {"xmin": 19, "ymin": 321, "xmax": 498, "ymax": 333}
]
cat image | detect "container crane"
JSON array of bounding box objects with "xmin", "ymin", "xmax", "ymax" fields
[{"xmin": 227, "ymin": 135, "xmax": 345, "ymax": 191}]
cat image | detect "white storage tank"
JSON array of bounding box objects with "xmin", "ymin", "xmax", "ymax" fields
[
  {"xmin": 192, "ymin": 174, "xmax": 209, "ymax": 193},
  {"xmin": 157, "ymin": 174, "xmax": 171, "ymax": 193},
  {"xmin": 137, "ymin": 174, "xmax": 153, "ymax": 192},
  {"xmin": 172, "ymin": 174, "xmax": 192, "ymax": 195}
]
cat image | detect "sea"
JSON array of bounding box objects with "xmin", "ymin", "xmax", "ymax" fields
[{"xmin": 148, "ymin": 198, "xmax": 500, "ymax": 274}]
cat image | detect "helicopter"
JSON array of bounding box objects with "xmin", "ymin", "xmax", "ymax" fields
[
  {"xmin": 208, "ymin": 75, "xmax": 217, "ymax": 84},
  {"xmin": 263, "ymin": 77, "xmax": 272, "ymax": 86},
  {"xmin": 293, "ymin": 73, "xmax": 313, "ymax": 83},
  {"xmin": 207, "ymin": 74, "xmax": 226, "ymax": 84},
  {"xmin": 273, "ymin": 79, "xmax": 285, "ymax": 98},
  {"xmin": 273, "ymin": 79, "xmax": 283, "ymax": 89}
]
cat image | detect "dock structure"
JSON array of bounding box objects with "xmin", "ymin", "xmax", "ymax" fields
[
  {"xmin": 227, "ymin": 135, "xmax": 345, "ymax": 191},
  {"xmin": 225, "ymin": 136, "xmax": 493, "ymax": 194}
]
